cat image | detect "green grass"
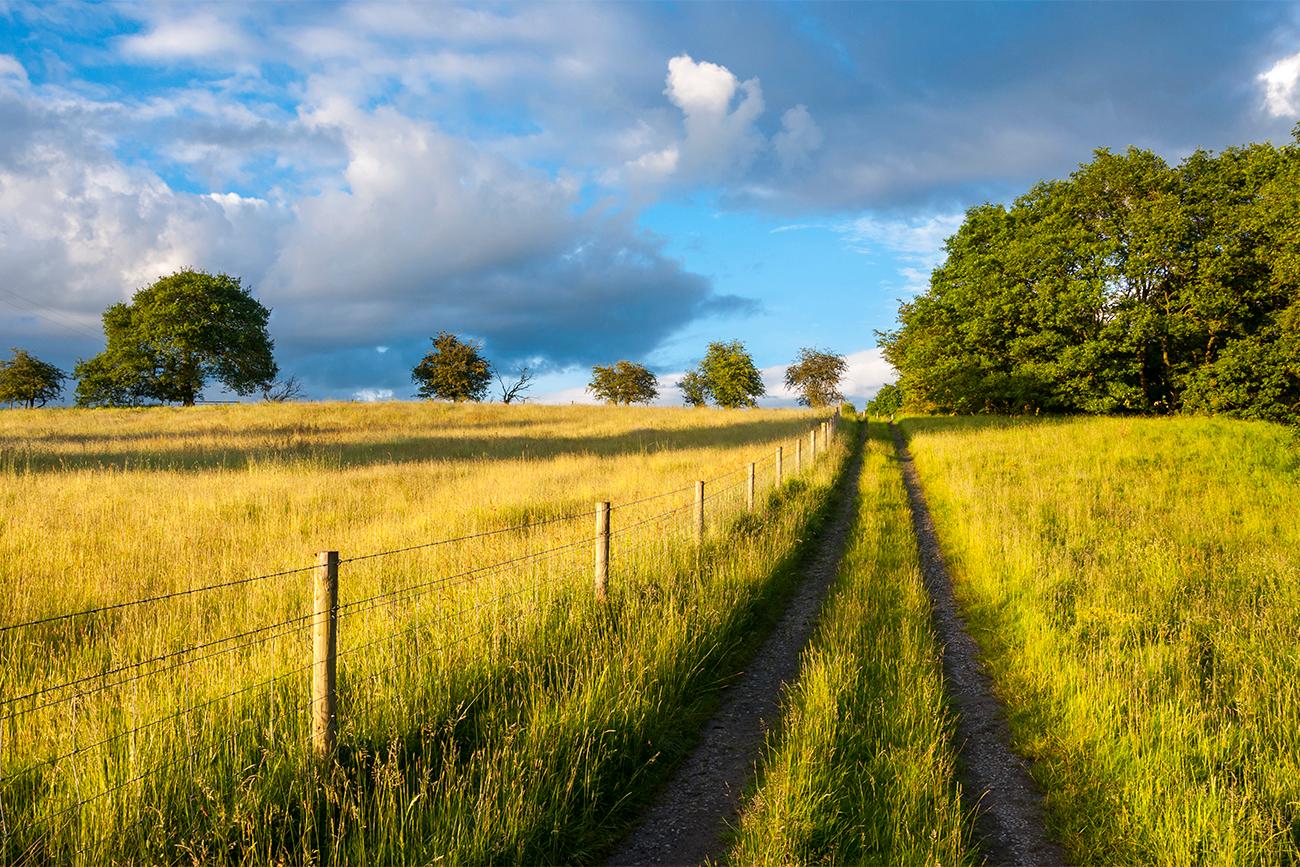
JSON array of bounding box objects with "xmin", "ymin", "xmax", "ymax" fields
[
  {"xmin": 727, "ymin": 424, "xmax": 974, "ymax": 866},
  {"xmin": 903, "ymin": 415, "xmax": 1300, "ymax": 865}
]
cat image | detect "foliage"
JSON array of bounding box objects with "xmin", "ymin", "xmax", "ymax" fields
[
  {"xmin": 74, "ymin": 269, "xmax": 277, "ymax": 407},
  {"xmin": 411, "ymin": 331, "xmax": 493, "ymax": 402},
  {"xmin": 588, "ymin": 360, "xmax": 659, "ymax": 405},
  {"xmin": 880, "ymin": 132, "xmax": 1300, "ymax": 421},
  {"xmin": 0, "ymin": 348, "xmax": 66, "ymax": 408},
  {"xmin": 686, "ymin": 339, "xmax": 766, "ymax": 409},
  {"xmin": 784, "ymin": 347, "xmax": 847, "ymax": 407},
  {"xmin": 0, "ymin": 348, "xmax": 67, "ymax": 408},
  {"xmin": 865, "ymin": 383, "xmax": 903, "ymax": 418},
  {"xmin": 838, "ymin": 401, "xmax": 856, "ymax": 417},
  {"xmin": 676, "ymin": 370, "xmax": 709, "ymax": 407}
]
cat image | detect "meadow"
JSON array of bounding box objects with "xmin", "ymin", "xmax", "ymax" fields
[
  {"xmin": 0, "ymin": 401, "xmax": 842, "ymax": 864},
  {"xmin": 903, "ymin": 415, "xmax": 1300, "ymax": 865},
  {"xmin": 728, "ymin": 425, "xmax": 974, "ymax": 865}
]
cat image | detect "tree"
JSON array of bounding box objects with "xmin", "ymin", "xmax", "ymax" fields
[
  {"xmin": 880, "ymin": 131, "xmax": 1300, "ymax": 422},
  {"xmin": 677, "ymin": 370, "xmax": 709, "ymax": 407},
  {"xmin": 0, "ymin": 348, "xmax": 67, "ymax": 408},
  {"xmin": 262, "ymin": 375, "xmax": 305, "ymax": 402},
  {"xmin": 497, "ymin": 366, "xmax": 535, "ymax": 404},
  {"xmin": 866, "ymin": 383, "xmax": 903, "ymax": 419},
  {"xmin": 784, "ymin": 347, "xmax": 847, "ymax": 407},
  {"xmin": 74, "ymin": 269, "xmax": 276, "ymax": 407},
  {"xmin": 588, "ymin": 360, "xmax": 659, "ymax": 405},
  {"xmin": 698, "ymin": 340, "xmax": 765, "ymax": 408},
  {"xmin": 411, "ymin": 331, "xmax": 492, "ymax": 401}
]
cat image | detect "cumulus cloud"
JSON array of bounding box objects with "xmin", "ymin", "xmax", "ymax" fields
[
  {"xmin": 773, "ymin": 104, "xmax": 823, "ymax": 168},
  {"xmin": 626, "ymin": 54, "xmax": 766, "ymax": 185},
  {"xmin": 0, "ymin": 68, "xmax": 742, "ymax": 398},
  {"xmin": 1259, "ymin": 52, "xmax": 1300, "ymax": 117}
]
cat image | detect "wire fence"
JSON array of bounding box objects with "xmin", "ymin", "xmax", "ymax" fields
[{"xmin": 0, "ymin": 414, "xmax": 844, "ymax": 864}]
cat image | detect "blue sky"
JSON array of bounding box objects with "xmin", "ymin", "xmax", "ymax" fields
[{"xmin": 1, "ymin": 1, "xmax": 1298, "ymax": 404}]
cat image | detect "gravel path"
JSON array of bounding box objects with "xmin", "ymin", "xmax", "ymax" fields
[
  {"xmin": 605, "ymin": 425, "xmax": 866, "ymax": 867},
  {"xmin": 890, "ymin": 423, "xmax": 1067, "ymax": 866}
]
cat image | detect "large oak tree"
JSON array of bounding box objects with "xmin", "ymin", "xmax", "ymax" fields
[{"xmin": 75, "ymin": 270, "xmax": 277, "ymax": 407}]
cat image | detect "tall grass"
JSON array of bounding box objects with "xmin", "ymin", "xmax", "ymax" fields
[
  {"xmin": 727, "ymin": 424, "xmax": 974, "ymax": 866},
  {"xmin": 0, "ymin": 402, "xmax": 842, "ymax": 864},
  {"xmin": 903, "ymin": 415, "xmax": 1300, "ymax": 864}
]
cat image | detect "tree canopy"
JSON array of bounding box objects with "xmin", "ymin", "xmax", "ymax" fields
[
  {"xmin": 0, "ymin": 348, "xmax": 67, "ymax": 408},
  {"xmin": 678, "ymin": 340, "xmax": 765, "ymax": 408},
  {"xmin": 74, "ymin": 270, "xmax": 277, "ymax": 407},
  {"xmin": 880, "ymin": 130, "xmax": 1300, "ymax": 422},
  {"xmin": 588, "ymin": 360, "xmax": 659, "ymax": 405},
  {"xmin": 411, "ymin": 332, "xmax": 493, "ymax": 402},
  {"xmin": 865, "ymin": 383, "xmax": 903, "ymax": 419},
  {"xmin": 784, "ymin": 347, "xmax": 846, "ymax": 407}
]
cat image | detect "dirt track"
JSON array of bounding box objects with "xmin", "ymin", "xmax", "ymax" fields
[
  {"xmin": 891, "ymin": 423, "xmax": 1067, "ymax": 866},
  {"xmin": 605, "ymin": 424, "xmax": 865, "ymax": 867}
]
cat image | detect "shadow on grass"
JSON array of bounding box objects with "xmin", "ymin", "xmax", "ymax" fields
[{"xmin": 3, "ymin": 417, "xmax": 820, "ymax": 475}]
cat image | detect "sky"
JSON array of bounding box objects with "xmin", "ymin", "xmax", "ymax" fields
[{"xmin": 1, "ymin": 1, "xmax": 1298, "ymax": 406}]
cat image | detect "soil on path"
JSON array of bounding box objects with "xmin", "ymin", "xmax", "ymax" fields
[
  {"xmin": 605, "ymin": 424, "xmax": 866, "ymax": 867},
  {"xmin": 891, "ymin": 423, "xmax": 1067, "ymax": 866}
]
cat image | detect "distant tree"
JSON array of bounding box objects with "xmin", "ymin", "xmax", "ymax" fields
[
  {"xmin": 880, "ymin": 130, "xmax": 1300, "ymax": 422},
  {"xmin": 866, "ymin": 383, "xmax": 903, "ymax": 419},
  {"xmin": 784, "ymin": 347, "xmax": 847, "ymax": 407},
  {"xmin": 497, "ymin": 366, "xmax": 535, "ymax": 404},
  {"xmin": 74, "ymin": 269, "xmax": 276, "ymax": 407},
  {"xmin": 411, "ymin": 331, "xmax": 492, "ymax": 402},
  {"xmin": 0, "ymin": 348, "xmax": 67, "ymax": 408},
  {"xmin": 588, "ymin": 360, "xmax": 659, "ymax": 405},
  {"xmin": 677, "ymin": 370, "xmax": 709, "ymax": 407},
  {"xmin": 262, "ymin": 375, "xmax": 305, "ymax": 402},
  {"xmin": 699, "ymin": 340, "xmax": 765, "ymax": 408}
]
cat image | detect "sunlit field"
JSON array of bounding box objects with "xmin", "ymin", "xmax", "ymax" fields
[
  {"xmin": 729, "ymin": 425, "xmax": 973, "ymax": 865},
  {"xmin": 0, "ymin": 401, "xmax": 844, "ymax": 864},
  {"xmin": 903, "ymin": 416, "xmax": 1300, "ymax": 865}
]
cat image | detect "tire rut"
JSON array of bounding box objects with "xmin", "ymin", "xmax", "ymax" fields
[
  {"xmin": 605, "ymin": 424, "xmax": 866, "ymax": 867},
  {"xmin": 890, "ymin": 423, "xmax": 1067, "ymax": 866}
]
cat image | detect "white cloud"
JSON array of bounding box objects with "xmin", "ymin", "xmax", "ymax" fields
[
  {"xmin": 118, "ymin": 14, "xmax": 252, "ymax": 62},
  {"xmin": 352, "ymin": 388, "xmax": 394, "ymax": 402},
  {"xmin": 1259, "ymin": 52, "xmax": 1300, "ymax": 117},
  {"xmin": 836, "ymin": 212, "xmax": 964, "ymax": 293},
  {"xmin": 773, "ymin": 104, "xmax": 823, "ymax": 168},
  {"xmin": 627, "ymin": 54, "xmax": 765, "ymax": 186},
  {"xmin": 0, "ymin": 55, "xmax": 29, "ymax": 83}
]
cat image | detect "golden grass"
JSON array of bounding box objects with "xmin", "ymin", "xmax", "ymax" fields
[{"xmin": 0, "ymin": 401, "xmax": 841, "ymax": 864}]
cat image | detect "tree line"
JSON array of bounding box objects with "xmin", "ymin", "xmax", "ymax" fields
[
  {"xmin": 881, "ymin": 127, "xmax": 1300, "ymax": 422},
  {"xmin": 3, "ymin": 269, "xmax": 850, "ymax": 410}
]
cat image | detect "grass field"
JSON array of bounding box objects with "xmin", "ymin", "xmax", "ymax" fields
[
  {"xmin": 0, "ymin": 402, "xmax": 842, "ymax": 864},
  {"xmin": 903, "ymin": 415, "xmax": 1300, "ymax": 865},
  {"xmin": 728, "ymin": 425, "xmax": 974, "ymax": 865}
]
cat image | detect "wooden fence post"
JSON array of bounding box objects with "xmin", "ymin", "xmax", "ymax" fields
[
  {"xmin": 795, "ymin": 437, "xmax": 803, "ymax": 473},
  {"xmin": 312, "ymin": 550, "xmax": 339, "ymax": 759},
  {"xmin": 747, "ymin": 462, "xmax": 756, "ymax": 510},
  {"xmin": 594, "ymin": 502, "xmax": 610, "ymax": 603},
  {"xmin": 694, "ymin": 480, "xmax": 705, "ymax": 544},
  {"xmin": 775, "ymin": 446, "xmax": 783, "ymax": 486},
  {"xmin": 810, "ymin": 427, "xmax": 818, "ymax": 460}
]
